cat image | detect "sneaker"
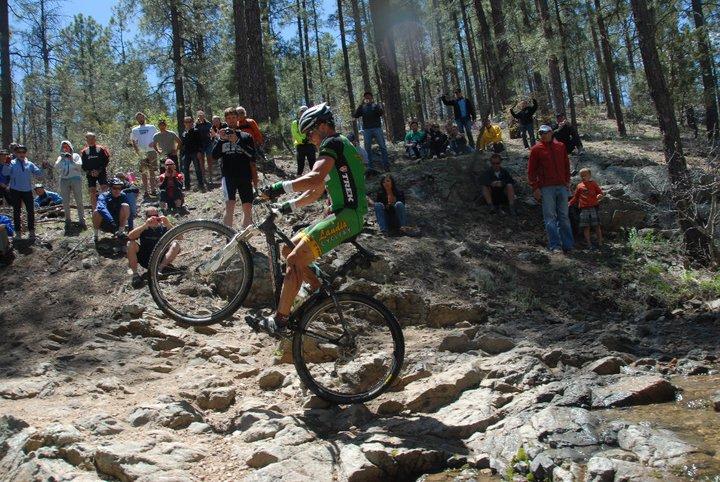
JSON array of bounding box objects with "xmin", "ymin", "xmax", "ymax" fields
[
  {"xmin": 114, "ymin": 230, "xmax": 127, "ymax": 241},
  {"xmin": 245, "ymin": 313, "xmax": 288, "ymax": 336},
  {"xmin": 131, "ymin": 274, "xmax": 144, "ymax": 288}
]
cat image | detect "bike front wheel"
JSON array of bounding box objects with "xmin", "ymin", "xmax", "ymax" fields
[
  {"xmin": 292, "ymin": 293, "xmax": 404, "ymax": 404},
  {"xmin": 148, "ymin": 220, "xmax": 254, "ymax": 325}
]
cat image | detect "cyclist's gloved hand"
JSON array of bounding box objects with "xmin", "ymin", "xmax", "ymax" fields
[
  {"xmin": 271, "ymin": 201, "xmax": 294, "ymax": 215},
  {"xmin": 260, "ymin": 181, "xmax": 288, "ymax": 201}
]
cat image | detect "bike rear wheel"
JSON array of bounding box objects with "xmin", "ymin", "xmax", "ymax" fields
[
  {"xmin": 292, "ymin": 293, "xmax": 404, "ymax": 404},
  {"xmin": 148, "ymin": 220, "xmax": 254, "ymax": 325}
]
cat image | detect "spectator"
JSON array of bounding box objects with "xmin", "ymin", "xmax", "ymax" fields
[
  {"xmin": 441, "ymin": 88, "xmax": 476, "ymax": 146},
  {"xmin": 511, "ymin": 98, "xmax": 538, "ymax": 149},
  {"xmin": 552, "ymin": 113, "xmax": 584, "ymax": 155},
  {"xmin": 346, "ymin": 133, "xmax": 369, "ymax": 166},
  {"xmin": 236, "ymin": 106, "xmax": 264, "ymax": 149},
  {"xmin": 153, "ymin": 119, "xmax": 182, "ymax": 167},
  {"xmin": 181, "ymin": 116, "xmax": 205, "ymax": 191},
  {"xmin": 33, "ymin": 184, "xmax": 62, "ymax": 207},
  {"xmin": 80, "ymin": 132, "xmax": 110, "ymax": 210},
  {"xmin": 127, "ymin": 207, "xmax": 180, "ymax": 287},
  {"xmin": 291, "ymin": 106, "xmax": 317, "ymax": 176},
  {"xmin": 0, "ymin": 148, "xmax": 12, "ymax": 206},
  {"xmin": 195, "ymin": 111, "xmax": 213, "ymax": 180},
  {"xmin": 2, "ymin": 145, "xmax": 43, "ymax": 241},
  {"xmin": 426, "ymin": 123, "xmax": 449, "ymax": 158},
  {"xmin": 481, "ymin": 153, "xmax": 517, "ymax": 215},
  {"xmin": 370, "ymin": 174, "xmax": 407, "ymax": 235},
  {"xmin": 212, "ymin": 126, "xmax": 258, "ymax": 228},
  {"xmin": 476, "ymin": 118, "xmax": 505, "ymax": 153},
  {"xmin": 130, "ymin": 112, "xmax": 159, "ymax": 199},
  {"xmin": 158, "ymin": 159, "xmax": 185, "ymax": 211},
  {"xmin": 569, "ymin": 167, "xmax": 604, "ymax": 248},
  {"xmin": 115, "ymin": 172, "xmax": 139, "ymax": 225},
  {"xmin": 686, "ymin": 107, "xmax": 699, "ymax": 139},
  {"xmin": 353, "ymin": 91, "xmax": 390, "ymax": 171},
  {"xmin": 447, "ymin": 125, "xmax": 473, "ymax": 155},
  {"xmin": 93, "ymin": 178, "xmax": 130, "ymax": 243},
  {"xmin": 404, "ymin": 121, "xmax": 426, "ymax": 159},
  {"xmin": 0, "ymin": 213, "xmax": 12, "ymax": 258},
  {"xmin": 55, "ymin": 141, "xmax": 86, "ymax": 229},
  {"xmin": 528, "ymin": 125, "xmax": 573, "ymax": 252}
]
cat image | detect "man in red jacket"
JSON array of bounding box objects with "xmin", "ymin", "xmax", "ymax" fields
[{"xmin": 528, "ymin": 125, "xmax": 574, "ymax": 252}]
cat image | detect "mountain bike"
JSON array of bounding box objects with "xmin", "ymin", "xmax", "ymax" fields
[{"xmin": 147, "ymin": 201, "xmax": 405, "ymax": 404}]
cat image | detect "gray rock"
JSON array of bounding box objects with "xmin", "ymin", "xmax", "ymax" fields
[
  {"xmin": 127, "ymin": 398, "xmax": 201, "ymax": 429},
  {"xmin": 397, "ymin": 360, "xmax": 486, "ymax": 413},
  {"xmin": 94, "ymin": 440, "xmax": 204, "ymax": 482},
  {"xmin": 529, "ymin": 452, "xmax": 555, "ymax": 480},
  {"xmin": 586, "ymin": 455, "xmax": 615, "ymax": 482},
  {"xmin": 591, "ymin": 375, "xmax": 678, "ymax": 408},
  {"xmin": 617, "ymin": 424, "xmax": 699, "ymax": 467},
  {"xmin": 0, "ymin": 379, "xmax": 54, "ymax": 400},
  {"xmin": 475, "ymin": 333, "xmax": 515, "ymax": 354},
  {"xmin": 339, "ymin": 444, "xmax": 384, "ymax": 482},
  {"xmin": 78, "ymin": 413, "xmax": 123, "ymax": 436},
  {"xmin": 429, "ymin": 388, "xmax": 500, "ymax": 437},
  {"xmin": 437, "ymin": 332, "xmax": 474, "ymax": 353},
  {"xmin": 247, "ymin": 449, "xmax": 279, "ymax": 468},
  {"xmin": 23, "ymin": 423, "xmax": 82, "ymax": 452},
  {"xmin": 196, "ymin": 386, "xmax": 236, "ymax": 411},
  {"xmin": 584, "ymin": 356, "xmax": 626, "ymax": 375},
  {"xmin": 713, "ymin": 391, "xmax": 720, "ymax": 412},
  {"xmin": 257, "ymin": 369, "xmax": 285, "ymax": 390}
]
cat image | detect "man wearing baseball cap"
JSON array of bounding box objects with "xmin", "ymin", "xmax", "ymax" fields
[
  {"xmin": 92, "ymin": 177, "xmax": 130, "ymax": 243},
  {"xmin": 158, "ymin": 158, "xmax": 185, "ymax": 211},
  {"xmin": 528, "ymin": 125, "xmax": 573, "ymax": 253}
]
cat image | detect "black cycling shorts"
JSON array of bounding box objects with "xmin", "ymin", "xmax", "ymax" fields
[
  {"xmin": 87, "ymin": 169, "xmax": 108, "ymax": 188},
  {"xmin": 221, "ymin": 176, "xmax": 253, "ymax": 204},
  {"xmin": 137, "ymin": 247, "xmax": 153, "ymax": 269}
]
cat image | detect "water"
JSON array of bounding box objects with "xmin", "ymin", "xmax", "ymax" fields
[{"xmin": 602, "ymin": 374, "xmax": 720, "ymax": 481}]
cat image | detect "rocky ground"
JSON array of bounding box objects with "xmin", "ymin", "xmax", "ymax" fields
[{"xmin": 1, "ymin": 116, "xmax": 719, "ymax": 481}]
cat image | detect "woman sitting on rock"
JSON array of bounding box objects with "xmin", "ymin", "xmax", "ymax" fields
[{"xmin": 370, "ymin": 174, "xmax": 407, "ymax": 236}]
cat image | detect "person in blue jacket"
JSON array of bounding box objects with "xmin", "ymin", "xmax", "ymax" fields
[
  {"xmin": 33, "ymin": 184, "xmax": 63, "ymax": 207},
  {"xmin": 1, "ymin": 145, "xmax": 43, "ymax": 240},
  {"xmin": 92, "ymin": 178, "xmax": 130, "ymax": 243}
]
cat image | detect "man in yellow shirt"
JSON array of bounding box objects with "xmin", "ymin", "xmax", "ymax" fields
[{"xmin": 476, "ymin": 118, "xmax": 505, "ymax": 153}]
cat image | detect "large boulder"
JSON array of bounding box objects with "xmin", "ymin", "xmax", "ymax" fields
[{"xmin": 591, "ymin": 375, "xmax": 678, "ymax": 408}]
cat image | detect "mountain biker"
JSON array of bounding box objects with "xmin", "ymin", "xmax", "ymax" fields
[{"xmin": 254, "ymin": 103, "xmax": 367, "ymax": 334}]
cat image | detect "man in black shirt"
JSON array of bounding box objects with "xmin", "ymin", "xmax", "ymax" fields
[
  {"xmin": 181, "ymin": 116, "xmax": 205, "ymax": 191},
  {"xmin": 80, "ymin": 132, "xmax": 111, "ymax": 210},
  {"xmin": 510, "ymin": 98, "xmax": 538, "ymax": 149},
  {"xmin": 552, "ymin": 113, "xmax": 584, "ymax": 155},
  {"xmin": 126, "ymin": 206, "xmax": 179, "ymax": 288},
  {"xmin": 481, "ymin": 153, "xmax": 517, "ymax": 215},
  {"xmin": 353, "ymin": 92, "xmax": 389, "ymax": 171},
  {"xmin": 212, "ymin": 126, "xmax": 258, "ymax": 228}
]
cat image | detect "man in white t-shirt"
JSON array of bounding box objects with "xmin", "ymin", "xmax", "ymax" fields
[{"xmin": 130, "ymin": 112, "xmax": 159, "ymax": 199}]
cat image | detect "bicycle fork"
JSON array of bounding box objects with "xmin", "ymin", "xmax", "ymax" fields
[{"xmin": 196, "ymin": 226, "xmax": 254, "ymax": 276}]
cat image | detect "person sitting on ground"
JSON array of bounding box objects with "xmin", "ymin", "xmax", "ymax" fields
[
  {"xmin": 425, "ymin": 123, "xmax": 449, "ymax": 158},
  {"xmin": 127, "ymin": 207, "xmax": 179, "ymax": 288},
  {"xmin": 93, "ymin": 178, "xmax": 130, "ymax": 242},
  {"xmin": 476, "ymin": 117, "xmax": 505, "ymax": 153},
  {"xmin": 55, "ymin": 141, "xmax": 86, "ymax": 229},
  {"xmin": 481, "ymin": 153, "xmax": 517, "ymax": 215},
  {"xmin": 552, "ymin": 113, "xmax": 584, "ymax": 155},
  {"xmin": 346, "ymin": 133, "xmax": 369, "ymax": 167},
  {"xmin": 158, "ymin": 159, "xmax": 185, "ymax": 211},
  {"xmin": 369, "ymin": 174, "xmax": 407, "ymax": 235},
  {"xmin": 33, "ymin": 184, "xmax": 62, "ymax": 208},
  {"xmin": 569, "ymin": 167, "xmax": 604, "ymax": 248},
  {"xmin": 0, "ymin": 213, "xmax": 14, "ymax": 258},
  {"xmin": 236, "ymin": 106, "xmax": 264, "ymax": 150},
  {"xmin": 404, "ymin": 121, "xmax": 426, "ymax": 159},
  {"xmin": 447, "ymin": 125, "xmax": 473, "ymax": 155},
  {"xmin": 510, "ymin": 98, "xmax": 538, "ymax": 149},
  {"xmin": 115, "ymin": 172, "xmax": 139, "ymax": 225}
]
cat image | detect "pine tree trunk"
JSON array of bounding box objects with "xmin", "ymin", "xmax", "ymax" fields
[
  {"xmin": 459, "ymin": 0, "xmax": 485, "ymax": 116},
  {"xmin": 488, "ymin": 0, "xmax": 513, "ymax": 106},
  {"xmin": 536, "ymin": 0, "xmax": 565, "ymax": 115},
  {"xmin": 413, "ymin": 79, "xmax": 424, "ymax": 124},
  {"xmin": 311, "ymin": 0, "xmax": 327, "ymax": 101},
  {"xmin": 245, "ymin": 0, "xmax": 270, "ymax": 121},
  {"xmin": 623, "ymin": 17, "xmax": 636, "ymax": 75},
  {"xmin": 474, "ymin": 0, "xmax": 501, "ymax": 114},
  {"xmin": 349, "ymin": 0, "xmax": 371, "ymax": 92},
  {"xmin": 169, "ymin": 0, "xmax": 186, "ymax": 134},
  {"xmin": 581, "ymin": 54, "xmax": 595, "ymax": 105},
  {"xmin": 690, "ymin": 0, "xmax": 719, "ymax": 138},
  {"xmin": 630, "ymin": 0, "xmax": 713, "ymax": 262},
  {"xmin": 432, "ymin": 0, "xmax": 450, "ymax": 102},
  {"xmin": 518, "ymin": 0, "xmax": 546, "ymax": 103},
  {"xmin": 39, "ymin": 0, "xmax": 52, "ymax": 152},
  {"xmin": 553, "ymin": 0, "xmax": 576, "ymax": 125},
  {"xmin": 586, "ymin": 0, "xmax": 613, "ymax": 118},
  {"xmin": 301, "ymin": 0, "xmax": 314, "ymax": 98},
  {"xmin": 337, "ymin": 0, "xmax": 357, "ymax": 136},
  {"xmin": 453, "ymin": 10, "xmax": 473, "ymax": 103},
  {"xmin": 260, "ymin": 0, "xmax": 280, "ymax": 120},
  {"xmin": 295, "ymin": 0, "xmax": 310, "ymax": 105},
  {"xmin": 368, "ymin": 0, "xmax": 405, "ymax": 141},
  {"xmin": 593, "ymin": 0, "xmax": 626, "ymax": 135},
  {"xmin": 0, "ymin": 0, "xmax": 11, "ymax": 147},
  {"xmin": 234, "ymin": 0, "xmax": 250, "ymax": 105}
]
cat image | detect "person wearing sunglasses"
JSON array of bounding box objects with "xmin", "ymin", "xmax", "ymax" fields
[
  {"xmin": 2, "ymin": 145, "xmax": 44, "ymax": 241},
  {"xmin": 92, "ymin": 178, "xmax": 130, "ymax": 243}
]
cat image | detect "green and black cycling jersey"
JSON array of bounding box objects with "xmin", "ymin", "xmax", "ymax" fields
[{"xmin": 318, "ymin": 133, "xmax": 367, "ymax": 215}]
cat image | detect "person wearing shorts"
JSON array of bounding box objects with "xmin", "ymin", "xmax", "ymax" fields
[
  {"xmin": 126, "ymin": 206, "xmax": 180, "ymax": 288},
  {"xmin": 254, "ymin": 103, "xmax": 367, "ymax": 335},
  {"xmin": 569, "ymin": 167, "xmax": 604, "ymax": 248},
  {"xmin": 80, "ymin": 132, "xmax": 110, "ymax": 210},
  {"xmin": 130, "ymin": 112, "xmax": 159, "ymax": 198},
  {"xmin": 211, "ymin": 125, "xmax": 258, "ymax": 228}
]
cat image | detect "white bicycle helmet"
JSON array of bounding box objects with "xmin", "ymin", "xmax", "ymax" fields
[{"xmin": 298, "ymin": 102, "xmax": 334, "ymax": 134}]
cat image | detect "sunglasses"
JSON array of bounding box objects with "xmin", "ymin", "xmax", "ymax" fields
[{"xmin": 111, "ymin": 186, "xmax": 123, "ymax": 191}]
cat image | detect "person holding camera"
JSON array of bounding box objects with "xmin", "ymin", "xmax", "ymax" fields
[
  {"xmin": 2, "ymin": 144, "xmax": 43, "ymax": 241},
  {"xmin": 80, "ymin": 132, "xmax": 111, "ymax": 210},
  {"xmin": 126, "ymin": 206, "xmax": 179, "ymax": 288},
  {"xmin": 211, "ymin": 120, "xmax": 258, "ymax": 228},
  {"xmin": 158, "ymin": 159, "xmax": 185, "ymax": 212},
  {"xmin": 55, "ymin": 140, "xmax": 86, "ymax": 229},
  {"xmin": 353, "ymin": 91, "xmax": 389, "ymax": 171}
]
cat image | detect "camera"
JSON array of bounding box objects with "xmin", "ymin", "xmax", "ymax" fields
[
  {"xmin": 223, "ymin": 127, "xmax": 234, "ymax": 135},
  {"xmin": 62, "ymin": 153, "xmax": 72, "ymax": 159}
]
